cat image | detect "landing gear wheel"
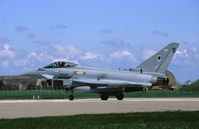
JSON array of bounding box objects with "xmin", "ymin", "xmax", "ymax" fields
[
  {"xmin": 69, "ymin": 95, "xmax": 74, "ymax": 101},
  {"xmin": 116, "ymin": 93, "xmax": 124, "ymax": 100},
  {"xmin": 100, "ymin": 94, "xmax": 109, "ymax": 100}
]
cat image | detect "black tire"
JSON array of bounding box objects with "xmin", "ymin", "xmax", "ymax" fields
[
  {"xmin": 116, "ymin": 93, "xmax": 124, "ymax": 100},
  {"xmin": 100, "ymin": 94, "xmax": 109, "ymax": 100},
  {"xmin": 69, "ymin": 95, "xmax": 74, "ymax": 101}
]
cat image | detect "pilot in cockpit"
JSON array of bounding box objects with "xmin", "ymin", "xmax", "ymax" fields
[{"xmin": 59, "ymin": 62, "xmax": 65, "ymax": 67}]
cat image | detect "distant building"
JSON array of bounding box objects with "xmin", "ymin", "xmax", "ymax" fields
[{"xmin": 0, "ymin": 76, "xmax": 64, "ymax": 90}]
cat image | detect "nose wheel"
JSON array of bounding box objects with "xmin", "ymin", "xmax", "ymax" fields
[
  {"xmin": 69, "ymin": 91, "xmax": 74, "ymax": 101},
  {"xmin": 69, "ymin": 95, "xmax": 74, "ymax": 101}
]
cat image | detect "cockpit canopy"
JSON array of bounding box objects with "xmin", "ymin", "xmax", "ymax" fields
[{"xmin": 43, "ymin": 61, "xmax": 77, "ymax": 68}]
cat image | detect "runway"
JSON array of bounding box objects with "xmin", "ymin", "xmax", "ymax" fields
[{"xmin": 0, "ymin": 98, "xmax": 199, "ymax": 119}]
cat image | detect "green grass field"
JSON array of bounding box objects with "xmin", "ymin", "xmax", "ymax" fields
[
  {"xmin": 0, "ymin": 79, "xmax": 198, "ymax": 99},
  {"xmin": 0, "ymin": 90, "xmax": 199, "ymax": 99},
  {"xmin": 0, "ymin": 111, "xmax": 198, "ymax": 129}
]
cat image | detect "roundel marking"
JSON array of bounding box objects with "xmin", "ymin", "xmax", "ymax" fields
[{"xmin": 157, "ymin": 55, "xmax": 161, "ymax": 62}]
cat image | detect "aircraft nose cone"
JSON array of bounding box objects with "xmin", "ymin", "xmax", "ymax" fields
[{"xmin": 20, "ymin": 70, "xmax": 43, "ymax": 78}]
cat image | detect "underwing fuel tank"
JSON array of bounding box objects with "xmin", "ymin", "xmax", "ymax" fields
[
  {"xmin": 72, "ymin": 86, "xmax": 123, "ymax": 93},
  {"xmin": 73, "ymin": 86, "xmax": 91, "ymax": 92}
]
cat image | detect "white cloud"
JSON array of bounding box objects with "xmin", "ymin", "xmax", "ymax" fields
[
  {"xmin": 121, "ymin": 50, "xmax": 132, "ymax": 56},
  {"xmin": 173, "ymin": 45, "xmax": 199, "ymax": 66},
  {"xmin": 52, "ymin": 44, "xmax": 100, "ymax": 61},
  {"xmin": 52, "ymin": 44, "xmax": 82, "ymax": 58},
  {"xmin": 4, "ymin": 44, "xmax": 11, "ymax": 50},
  {"xmin": 0, "ymin": 44, "xmax": 16, "ymax": 58},
  {"xmin": 176, "ymin": 48, "xmax": 189, "ymax": 57},
  {"xmin": 27, "ymin": 52, "xmax": 37, "ymax": 58},
  {"xmin": 176, "ymin": 50, "xmax": 182, "ymax": 55},
  {"xmin": 111, "ymin": 50, "xmax": 131, "ymax": 58},
  {"xmin": 28, "ymin": 51, "xmax": 53, "ymax": 62},
  {"xmin": 0, "ymin": 43, "xmax": 199, "ymax": 80},
  {"xmin": 81, "ymin": 52, "xmax": 99, "ymax": 60},
  {"xmin": 110, "ymin": 50, "xmax": 137, "ymax": 62},
  {"xmin": 67, "ymin": 45, "xmax": 82, "ymax": 56},
  {"xmin": 53, "ymin": 44, "xmax": 65, "ymax": 53},
  {"xmin": 52, "ymin": 58, "xmax": 69, "ymax": 62}
]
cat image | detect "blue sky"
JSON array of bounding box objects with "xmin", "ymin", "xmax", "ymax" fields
[{"xmin": 0, "ymin": 0, "xmax": 199, "ymax": 83}]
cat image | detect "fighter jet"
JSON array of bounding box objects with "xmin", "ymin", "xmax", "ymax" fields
[{"xmin": 22, "ymin": 43, "xmax": 179, "ymax": 100}]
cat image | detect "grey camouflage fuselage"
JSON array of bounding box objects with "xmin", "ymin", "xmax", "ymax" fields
[{"xmin": 22, "ymin": 43, "xmax": 179, "ymax": 100}]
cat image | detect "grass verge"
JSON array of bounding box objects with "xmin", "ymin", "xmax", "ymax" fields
[
  {"xmin": 1, "ymin": 90, "xmax": 199, "ymax": 99},
  {"xmin": 0, "ymin": 111, "xmax": 198, "ymax": 129}
]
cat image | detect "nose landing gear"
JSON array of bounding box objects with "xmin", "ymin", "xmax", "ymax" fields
[
  {"xmin": 69, "ymin": 91, "xmax": 74, "ymax": 101},
  {"xmin": 69, "ymin": 95, "xmax": 74, "ymax": 101}
]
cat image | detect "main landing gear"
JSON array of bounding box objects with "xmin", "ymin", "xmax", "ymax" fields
[
  {"xmin": 115, "ymin": 92, "xmax": 124, "ymax": 100},
  {"xmin": 100, "ymin": 93, "xmax": 109, "ymax": 100},
  {"xmin": 100, "ymin": 92, "xmax": 124, "ymax": 100},
  {"xmin": 68, "ymin": 92, "xmax": 124, "ymax": 101}
]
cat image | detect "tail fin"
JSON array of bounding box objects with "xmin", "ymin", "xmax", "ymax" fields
[{"xmin": 137, "ymin": 43, "xmax": 179, "ymax": 74}]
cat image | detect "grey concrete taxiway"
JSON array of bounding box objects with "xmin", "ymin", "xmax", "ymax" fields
[{"xmin": 0, "ymin": 98, "xmax": 199, "ymax": 119}]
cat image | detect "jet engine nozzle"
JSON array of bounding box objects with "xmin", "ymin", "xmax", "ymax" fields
[{"xmin": 151, "ymin": 76, "xmax": 169, "ymax": 86}]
